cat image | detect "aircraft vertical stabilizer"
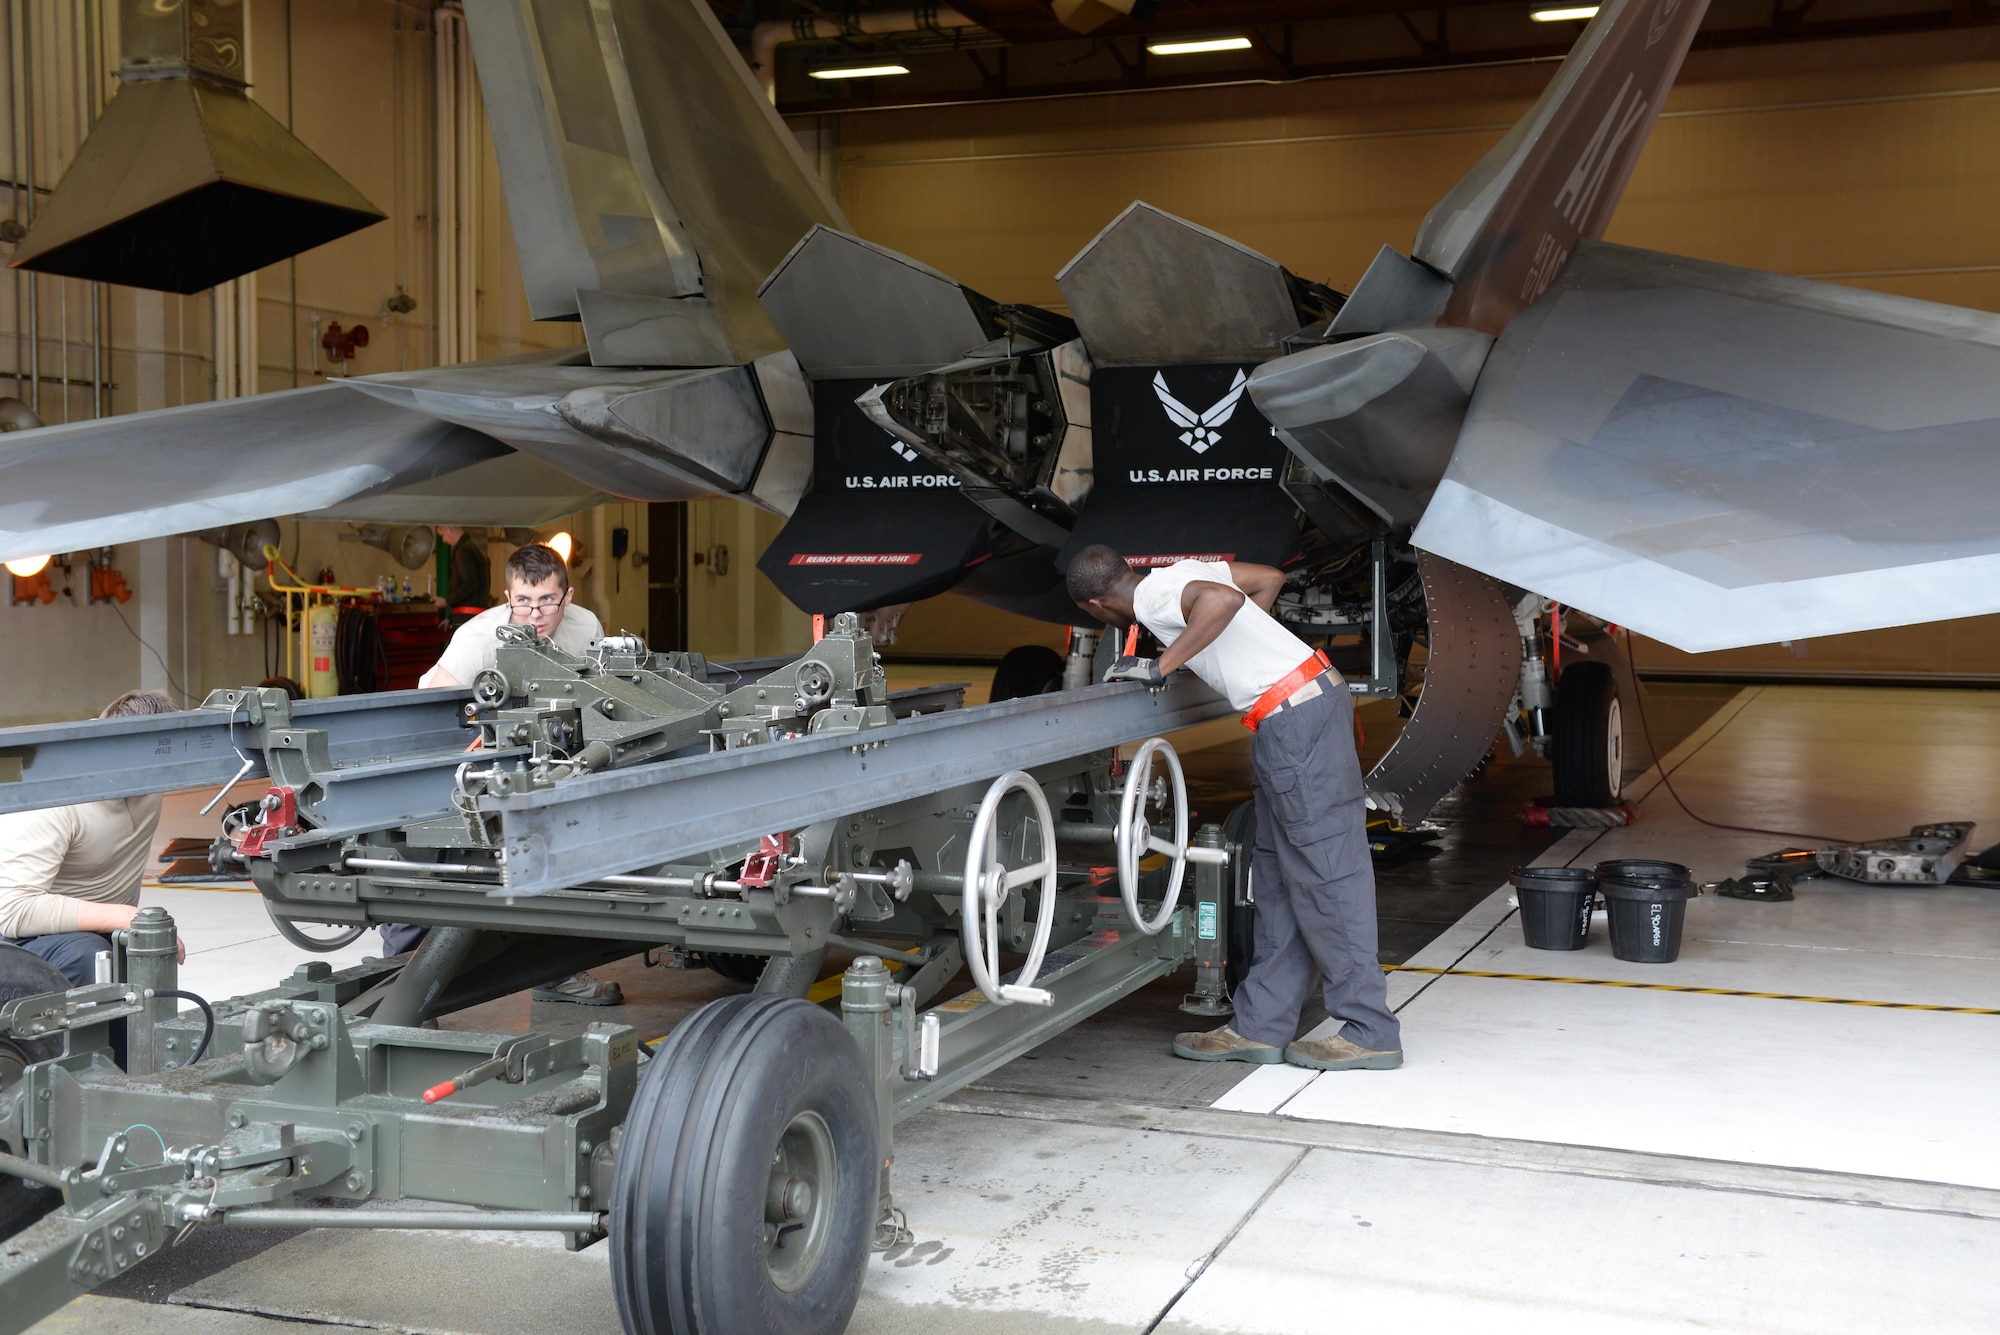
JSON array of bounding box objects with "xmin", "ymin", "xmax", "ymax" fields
[
  {"xmin": 1415, "ymin": 0, "xmax": 1709, "ymax": 335},
  {"xmin": 464, "ymin": 0, "xmax": 847, "ymax": 364}
]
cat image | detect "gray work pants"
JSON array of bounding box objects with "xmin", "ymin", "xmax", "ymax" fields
[{"xmin": 1233, "ymin": 683, "xmax": 1402, "ymax": 1053}]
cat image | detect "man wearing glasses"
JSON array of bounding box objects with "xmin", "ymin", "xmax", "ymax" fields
[
  {"xmin": 415, "ymin": 543, "xmax": 619, "ymax": 1006},
  {"xmin": 421, "ymin": 543, "xmax": 604, "ymax": 690}
]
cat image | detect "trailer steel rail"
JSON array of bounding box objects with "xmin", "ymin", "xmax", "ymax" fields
[
  {"xmin": 485, "ymin": 677, "xmax": 1231, "ymax": 896},
  {"xmin": 0, "ymin": 687, "xmax": 472, "ymax": 814}
]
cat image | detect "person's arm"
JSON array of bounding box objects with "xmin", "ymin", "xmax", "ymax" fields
[
  {"xmin": 1226, "ymin": 562, "xmax": 1286, "ymax": 612},
  {"xmin": 419, "ymin": 617, "xmax": 481, "ymax": 689},
  {"xmin": 67, "ymin": 902, "xmax": 185, "ymax": 961},
  {"xmin": 1156, "ymin": 580, "xmax": 1246, "ymax": 675},
  {"xmin": 73, "ymin": 902, "xmax": 141, "ymax": 933}
]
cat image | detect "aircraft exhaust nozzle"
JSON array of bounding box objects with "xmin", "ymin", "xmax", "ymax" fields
[{"xmin": 9, "ymin": 0, "xmax": 384, "ymax": 294}]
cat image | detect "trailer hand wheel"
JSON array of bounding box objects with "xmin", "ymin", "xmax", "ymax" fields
[
  {"xmin": 1117, "ymin": 737, "xmax": 1189, "ymax": 937},
  {"xmin": 961, "ymin": 771, "xmax": 1057, "ymax": 1006},
  {"xmin": 470, "ymin": 669, "xmax": 511, "ymax": 708},
  {"xmin": 264, "ymin": 901, "xmax": 366, "ymax": 953},
  {"xmin": 270, "ymin": 918, "xmax": 367, "ymax": 953}
]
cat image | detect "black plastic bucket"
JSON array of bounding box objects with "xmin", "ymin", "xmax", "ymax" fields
[
  {"xmin": 1595, "ymin": 859, "xmax": 1692, "ymax": 888},
  {"xmin": 1599, "ymin": 875, "xmax": 1694, "ymax": 963},
  {"xmin": 1513, "ymin": 866, "xmax": 1597, "ymax": 951}
]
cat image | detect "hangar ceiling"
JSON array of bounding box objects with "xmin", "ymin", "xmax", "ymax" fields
[{"xmin": 713, "ymin": 0, "xmax": 2000, "ymax": 112}]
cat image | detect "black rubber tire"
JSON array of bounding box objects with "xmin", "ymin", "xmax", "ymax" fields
[
  {"xmin": 988, "ymin": 644, "xmax": 1065, "ymax": 703},
  {"xmin": 0, "ymin": 946, "xmax": 67, "ymax": 1240},
  {"xmin": 700, "ymin": 953, "xmax": 767, "ymax": 986},
  {"xmin": 1551, "ymin": 659, "xmax": 1623, "ymax": 808},
  {"xmin": 611, "ymin": 995, "xmax": 877, "ymax": 1335},
  {"xmin": 0, "ymin": 946, "xmax": 69, "ymax": 1067},
  {"xmin": 1221, "ymin": 799, "xmax": 1258, "ymax": 996}
]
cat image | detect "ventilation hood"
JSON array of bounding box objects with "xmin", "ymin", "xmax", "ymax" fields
[{"xmin": 9, "ymin": 0, "xmax": 384, "ymax": 294}]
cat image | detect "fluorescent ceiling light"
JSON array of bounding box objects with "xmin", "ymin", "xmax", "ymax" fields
[
  {"xmin": 1530, "ymin": 5, "xmax": 1600, "ymax": 19},
  {"xmin": 1146, "ymin": 36, "xmax": 1252, "ymax": 55},
  {"xmin": 3, "ymin": 554, "xmax": 50, "ymax": 578},
  {"xmin": 808, "ymin": 63, "xmax": 911, "ymax": 80}
]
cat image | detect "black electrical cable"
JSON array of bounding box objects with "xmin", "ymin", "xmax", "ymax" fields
[
  {"xmin": 334, "ymin": 606, "xmax": 385, "ymax": 694},
  {"xmin": 1620, "ymin": 634, "xmax": 1849, "ymax": 845},
  {"xmin": 150, "ymin": 988, "xmax": 215, "ymax": 1065},
  {"xmin": 108, "ymin": 600, "xmax": 189, "ymax": 700}
]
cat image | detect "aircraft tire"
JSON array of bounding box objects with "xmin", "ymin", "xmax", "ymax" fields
[
  {"xmin": 1222, "ymin": 799, "xmax": 1258, "ymax": 996},
  {"xmin": 1551, "ymin": 660, "xmax": 1623, "ymax": 808},
  {"xmin": 611, "ymin": 994, "xmax": 876, "ymax": 1335},
  {"xmin": 988, "ymin": 644, "xmax": 1065, "ymax": 702}
]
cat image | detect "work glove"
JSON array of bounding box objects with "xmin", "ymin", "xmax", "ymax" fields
[{"xmin": 1104, "ymin": 656, "xmax": 1165, "ymax": 688}]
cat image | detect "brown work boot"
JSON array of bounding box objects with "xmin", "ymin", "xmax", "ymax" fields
[
  {"xmin": 1285, "ymin": 1034, "xmax": 1402, "ymax": 1071},
  {"xmin": 530, "ymin": 971, "xmax": 624, "ymax": 1006},
  {"xmin": 1171, "ymin": 1025, "xmax": 1285, "ymax": 1064}
]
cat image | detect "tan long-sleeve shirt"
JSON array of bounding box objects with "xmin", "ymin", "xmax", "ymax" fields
[{"xmin": 0, "ymin": 795, "xmax": 163, "ymax": 938}]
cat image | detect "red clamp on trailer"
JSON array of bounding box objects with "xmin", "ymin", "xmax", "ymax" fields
[{"xmin": 235, "ymin": 787, "xmax": 298, "ymax": 858}]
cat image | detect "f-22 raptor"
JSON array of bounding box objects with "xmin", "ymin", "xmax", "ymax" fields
[{"xmin": 5, "ymin": 0, "xmax": 1997, "ymax": 822}]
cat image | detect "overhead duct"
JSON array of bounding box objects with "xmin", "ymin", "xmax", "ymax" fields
[
  {"xmin": 342, "ymin": 524, "xmax": 439, "ymax": 572},
  {"xmin": 9, "ymin": 0, "xmax": 385, "ymax": 294}
]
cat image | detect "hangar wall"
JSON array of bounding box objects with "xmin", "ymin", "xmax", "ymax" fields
[{"xmin": 830, "ymin": 29, "xmax": 2000, "ymax": 674}]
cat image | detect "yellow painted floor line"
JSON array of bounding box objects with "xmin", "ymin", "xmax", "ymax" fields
[
  {"xmin": 1383, "ymin": 965, "xmax": 2000, "ymax": 1015},
  {"xmin": 144, "ymin": 880, "xmax": 259, "ymax": 893}
]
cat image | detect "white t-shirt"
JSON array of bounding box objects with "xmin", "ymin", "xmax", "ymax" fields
[
  {"xmin": 1131, "ymin": 560, "xmax": 1318, "ymax": 712},
  {"xmin": 420, "ymin": 602, "xmax": 606, "ymax": 688}
]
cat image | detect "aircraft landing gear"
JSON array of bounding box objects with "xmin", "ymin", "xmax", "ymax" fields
[
  {"xmin": 610, "ymin": 995, "xmax": 878, "ymax": 1335},
  {"xmin": 1551, "ymin": 660, "xmax": 1623, "ymax": 808},
  {"xmin": 988, "ymin": 644, "xmax": 1064, "ymax": 701}
]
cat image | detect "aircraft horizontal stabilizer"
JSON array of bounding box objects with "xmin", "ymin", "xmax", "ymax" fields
[
  {"xmin": 341, "ymin": 360, "xmax": 781, "ymax": 506},
  {"xmin": 1414, "ymin": 241, "xmax": 2000, "ymax": 652},
  {"xmin": 0, "ymin": 386, "xmax": 503, "ymax": 565},
  {"xmin": 308, "ymin": 452, "xmax": 611, "ymax": 528}
]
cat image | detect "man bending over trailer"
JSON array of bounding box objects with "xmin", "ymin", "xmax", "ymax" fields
[
  {"xmin": 0, "ymin": 690, "xmax": 188, "ymax": 986},
  {"xmin": 1068, "ymin": 546, "xmax": 1402, "ymax": 1072},
  {"xmin": 413, "ymin": 543, "xmax": 620, "ymax": 1007}
]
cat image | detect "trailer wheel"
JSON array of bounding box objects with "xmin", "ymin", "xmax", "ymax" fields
[
  {"xmin": 1222, "ymin": 800, "xmax": 1258, "ymax": 996},
  {"xmin": 0, "ymin": 946, "xmax": 66, "ymax": 1240},
  {"xmin": 698, "ymin": 952, "xmax": 766, "ymax": 986},
  {"xmin": 611, "ymin": 995, "xmax": 877, "ymax": 1335},
  {"xmin": 988, "ymin": 644, "xmax": 1064, "ymax": 702},
  {"xmin": 1551, "ymin": 660, "xmax": 1623, "ymax": 808}
]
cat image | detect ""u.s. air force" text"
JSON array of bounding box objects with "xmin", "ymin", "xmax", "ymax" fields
[
  {"xmin": 845, "ymin": 475, "xmax": 960, "ymax": 488},
  {"xmin": 1129, "ymin": 467, "xmax": 1275, "ymax": 483}
]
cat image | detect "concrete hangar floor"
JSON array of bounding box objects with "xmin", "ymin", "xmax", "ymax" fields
[{"xmin": 39, "ymin": 674, "xmax": 2000, "ymax": 1335}]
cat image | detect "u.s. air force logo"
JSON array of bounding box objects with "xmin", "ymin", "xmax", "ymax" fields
[{"xmin": 1153, "ymin": 370, "xmax": 1248, "ymax": 454}]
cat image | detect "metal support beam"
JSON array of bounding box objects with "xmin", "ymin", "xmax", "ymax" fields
[
  {"xmin": 0, "ymin": 687, "xmax": 471, "ymax": 815},
  {"xmin": 222, "ymin": 1208, "xmax": 603, "ymax": 1231},
  {"xmin": 488, "ymin": 678, "xmax": 1229, "ymax": 896},
  {"xmin": 889, "ymin": 917, "xmax": 1189, "ymax": 1122}
]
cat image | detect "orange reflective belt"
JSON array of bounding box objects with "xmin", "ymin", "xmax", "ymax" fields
[{"xmin": 1242, "ymin": 650, "xmax": 1332, "ymax": 732}]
